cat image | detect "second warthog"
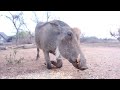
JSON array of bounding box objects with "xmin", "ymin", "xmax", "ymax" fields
[{"xmin": 35, "ymin": 20, "xmax": 88, "ymax": 70}]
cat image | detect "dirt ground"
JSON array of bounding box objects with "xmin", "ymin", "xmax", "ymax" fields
[{"xmin": 0, "ymin": 43, "xmax": 120, "ymax": 79}]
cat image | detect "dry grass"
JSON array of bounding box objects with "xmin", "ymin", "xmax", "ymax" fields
[{"xmin": 0, "ymin": 43, "xmax": 120, "ymax": 79}]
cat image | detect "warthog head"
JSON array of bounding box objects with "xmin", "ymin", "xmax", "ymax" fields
[
  {"xmin": 50, "ymin": 20, "xmax": 85, "ymax": 69},
  {"xmin": 58, "ymin": 27, "xmax": 81, "ymax": 69}
]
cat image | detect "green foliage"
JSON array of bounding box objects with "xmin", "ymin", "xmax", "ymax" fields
[{"xmin": 18, "ymin": 31, "xmax": 30, "ymax": 39}]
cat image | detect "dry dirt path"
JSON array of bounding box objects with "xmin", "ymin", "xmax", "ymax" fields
[{"xmin": 0, "ymin": 43, "xmax": 120, "ymax": 79}]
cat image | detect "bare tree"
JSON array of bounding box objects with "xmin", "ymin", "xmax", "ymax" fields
[
  {"xmin": 3, "ymin": 11, "xmax": 29, "ymax": 45},
  {"xmin": 32, "ymin": 11, "xmax": 52, "ymax": 23},
  {"xmin": 32, "ymin": 11, "xmax": 40, "ymax": 24},
  {"xmin": 46, "ymin": 11, "xmax": 51, "ymax": 22},
  {"xmin": 110, "ymin": 28, "xmax": 120, "ymax": 42}
]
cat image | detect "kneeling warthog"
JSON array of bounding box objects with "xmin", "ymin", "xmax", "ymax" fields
[{"xmin": 35, "ymin": 20, "xmax": 88, "ymax": 70}]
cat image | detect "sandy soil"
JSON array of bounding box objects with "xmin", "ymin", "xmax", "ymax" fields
[{"xmin": 0, "ymin": 43, "xmax": 120, "ymax": 79}]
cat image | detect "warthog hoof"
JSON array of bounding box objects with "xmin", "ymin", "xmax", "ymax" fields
[{"xmin": 46, "ymin": 63, "xmax": 52, "ymax": 69}]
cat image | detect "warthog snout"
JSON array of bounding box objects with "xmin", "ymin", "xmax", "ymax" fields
[
  {"xmin": 71, "ymin": 60, "xmax": 88, "ymax": 70},
  {"xmin": 69, "ymin": 54, "xmax": 88, "ymax": 70}
]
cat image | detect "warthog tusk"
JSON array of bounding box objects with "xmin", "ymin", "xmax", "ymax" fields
[{"xmin": 77, "ymin": 54, "xmax": 80, "ymax": 63}]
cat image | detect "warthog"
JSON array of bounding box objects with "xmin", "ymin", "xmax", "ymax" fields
[{"xmin": 35, "ymin": 20, "xmax": 88, "ymax": 70}]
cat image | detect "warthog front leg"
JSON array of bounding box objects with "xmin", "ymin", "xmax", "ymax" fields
[
  {"xmin": 43, "ymin": 51, "xmax": 52, "ymax": 69},
  {"xmin": 36, "ymin": 48, "xmax": 40, "ymax": 60},
  {"xmin": 51, "ymin": 59, "xmax": 62, "ymax": 68},
  {"xmin": 51, "ymin": 47, "xmax": 63, "ymax": 68}
]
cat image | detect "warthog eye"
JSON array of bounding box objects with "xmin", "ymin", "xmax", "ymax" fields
[
  {"xmin": 57, "ymin": 32, "xmax": 60, "ymax": 35},
  {"xmin": 67, "ymin": 32, "xmax": 72, "ymax": 37}
]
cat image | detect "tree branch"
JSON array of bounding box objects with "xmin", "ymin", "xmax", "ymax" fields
[
  {"xmin": 32, "ymin": 11, "xmax": 39, "ymax": 24},
  {"xmin": 4, "ymin": 15, "xmax": 12, "ymax": 21}
]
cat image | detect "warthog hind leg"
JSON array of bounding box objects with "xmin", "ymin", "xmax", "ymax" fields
[
  {"xmin": 36, "ymin": 48, "xmax": 40, "ymax": 60},
  {"xmin": 43, "ymin": 51, "xmax": 52, "ymax": 69}
]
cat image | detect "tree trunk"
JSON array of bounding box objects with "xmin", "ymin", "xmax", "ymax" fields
[{"xmin": 16, "ymin": 30, "xmax": 19, "ymax": 45}]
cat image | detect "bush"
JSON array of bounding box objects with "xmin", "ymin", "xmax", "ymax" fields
[
  {"xmin": 5, "ymin": 49, "xmax": 24, "ymax": 65},
  {"xmin": 10, "ymin": 31, "xmax": 35, "ymax": 45},
  {"xmin": 80, "ymin": 36, "xmax": 117, "ymax": 43},
  {"xmin": 80, "ymin": 36, "xmax": 101, "ymax": 43}
]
